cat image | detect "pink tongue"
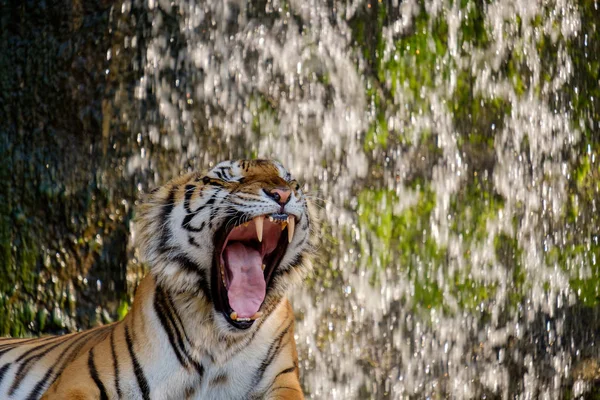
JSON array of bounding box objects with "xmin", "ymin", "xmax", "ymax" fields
[{"xmin": 223, "ymin": 242, "xmax": 266, "ymax": 318}]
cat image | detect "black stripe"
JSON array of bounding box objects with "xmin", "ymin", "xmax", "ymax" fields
[
  {"xmin": 9, "ymin": 335, "xmax": 75, "ymax": 395},
  {"xmin": 181, "ymin": 192, "xmax": 218, "ymax": 232},
  {"xmin": 234, "ymin": 193, "xmax": 262, "ymax": 201},
  {"xmin": 200, "ymin": 192, "xmax": 219, "ymax": 210},
  {"xmin": 221, "ymin": 167, "xmax": 232, "ymax": 181},
  {"xmin": 158, "ymin": 288, "xmax": 189, "ymax": 348},
  {"xmin": 182, "ymin": 217, "xmax": 204, "ymax": 232},
  {"xmin": 153, "ymin": 287, "xmax": 188, "ymax": 369},
  {"xmin": 188, "ymin": 236, "xmax": 201, "ymax": 248},
  {"xmin": 155, "ymin": 287, "xmax": 201, "ymax": 375},
  {"xmin": 299, "ymin": 234, "xmax": 309, "ymax": 247},
  {"xmin": 209, "ymin": 204, "xmax": 240, "ymax": 231},
  {"xmin": 0, "ymin": 363, "xmax": 11, "ymax": 387},
  {"xmin": 203, "ymin": 178, "xmax": 224, "ymax": 187},
  {"xmin": 49, "ymin": 328, "xmax": 110, "ymax": 386},
  {"xmin": 271, "ymin": 254, "xmax": 304, "ymax": 282},
  {"xmin": 274, "ymin": 364, "xmax": 297, "ymax": 379},
  {"xmin": 251, "ymin": 320, "xmax": 294, "ymax": 388},
  {"xmin": 125, "ymin": 325, "xmax": 150, "ymax": 400},
  {"xmin": 26, "ymin": 340, "xmax": 79, "ymax": 399},
  {"xmin": 0, "ymin": 335, "xmax": 60, "ymax": 360},
  {"xmin": 158, "ymin": 186, "xmax": 177, "ymax": 252},
  {"xmin": 25, "ymin": 327, "xmax": 110, "ymax": 400},
  {"xmin": 110, "ymin": 330, "xmax": 122, "ymax": 398},
  {"xmin": 192, "ymin": 358, "xmax": 205, "ymax": 379},
  {"xmin": 165, "ymin": 292, "xmax": 189, "ymax": 343},
  {"xmin": 233, "ymin": 305, "xmax": 273, "ymax": 354},
  {"xmin": 162, "ymin": 290, "xmax": 204, "ymax": 377},
  {"xmin": 302, "ymin": 219, "xmax": 309, "ymax": 230},
  {"xmin": 169, "ymin": 254, "xmax": 211, "ymax": 300},
  {"xmin": 183, "ymin": 185, "xmax": 196, "ymax": 213},
  {"xmin": 0, "ymin": 336, "xmax": 43, "ymax": 349},
  {"xmin": 26, "ymin": 365, "xmax": 54, "ymax": 400},
  {"xmin": 0, "ymin": 347, "xmax": 15, "ymax": 359},
  {"xmin": 290, "ymin": 254, "xmax": 304, "ymax": 268},
  {"xmin": 88, "ymin": 349, "xmax": 109, "ymax": 400},
  {"xmin": 207, "ymin": 199, "xmax": 222, "ymax": 229},
  {"xmin": 169, "ymin": 254, "xmax": 200, "ymax": 274}
]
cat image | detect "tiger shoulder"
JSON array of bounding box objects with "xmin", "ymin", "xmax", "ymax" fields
[{"xmin": 0, "ymin": 159, "xmax": 315, "ymax": 400}]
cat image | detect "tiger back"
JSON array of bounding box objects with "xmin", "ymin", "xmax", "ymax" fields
[{"xmin": 0, "ymin": 159, "xmax": 314, "ymax": 400}]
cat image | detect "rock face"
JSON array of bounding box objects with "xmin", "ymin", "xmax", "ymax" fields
[
  {"xmin": 1, "ymin": 0, "xmax": 600, "ymax": 398},
  {"xmin": 0, "ymin": 0, "xmax": 133, "ymax": 335}
]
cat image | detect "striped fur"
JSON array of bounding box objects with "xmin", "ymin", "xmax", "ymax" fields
[{"xmin": 1, "ymin": 159, "xmax": 314, "ymax": 399}]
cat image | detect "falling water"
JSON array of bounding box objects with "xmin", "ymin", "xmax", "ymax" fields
[
  {"xmin": 2, "ymin": 0, "xmax": 599, "ymax": 398},
  {"xmin": 108, "ymin": 0, "xmax": 600, "ymax": 397}
]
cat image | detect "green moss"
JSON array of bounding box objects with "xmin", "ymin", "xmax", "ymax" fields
[
  {"xmin": 385, "ymin": 10, "xmax": 448, "ymax": 98},
  {"xmin": 357, "ymin": 187, "xmax": 445, "ymax": 311},
  {"xmin": 459, "ymin": 0, "xmax": 489, "ymax": 48},
  {"xmin": 117, "ymin": 297, "xmax": 131, "ymax": 321},
  {"xmin": 450, "ymin": 177, "xmax": 504, "ymax": 244},
  {"xmin": 447, "ymin": 179, "xmax": 508, "ymax": 311},
  {"xmin": 451, "ymin": 71, "xmax": 511, "ymax": 171},
  {"xmin": 357, "ymin": 189, "xmax": 396, "ymax": 268},
  {"xmin": 567, "ymin": 0, "xmax": 600, "ymax": 142},
  {"xmin": 494, "ymin": 233, "xmax": 526, "ymax": 308},
  {"xmin": 36, "ymin": 308, "xmax": 48, "ymax": 332},
  {"xmin": 547, "ymin": 239, "xmax": 600, "ymax": 307},
  {"xmin": 364, "ymin": 105, "xmax": 389, "ymax": 151},
  {"xmin": 249, "ymin": 95, "xmax": 278, "ymax": 137},
  {"xmin": 453, "ymin": 278, "xmax": 496, "ymax": 310}
]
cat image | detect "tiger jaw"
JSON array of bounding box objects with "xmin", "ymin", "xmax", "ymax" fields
[{"xmin": 213, "ymin": 212, "xmax": 296, "ymax": 330}]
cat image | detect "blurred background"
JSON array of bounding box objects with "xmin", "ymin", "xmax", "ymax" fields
[{"xmin": 1, "ymin": 0, "xmax": 599, "ymax": 398}]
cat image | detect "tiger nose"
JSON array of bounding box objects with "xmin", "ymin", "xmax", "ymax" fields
[{"xmin": 265, "ymin": 188, "xmax": 291, "ymax": 204}]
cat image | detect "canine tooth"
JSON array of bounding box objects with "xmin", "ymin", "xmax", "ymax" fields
[
  {"xmin": 230, "ymin": 312, "xmax": 238, "ymax": 321},
  {"xmin": 287, "ymin": 216, "xmax": 295, "ymax": 243},
  {"xmin": 261, "ymin": 264, "xmax": 266, "ymax": 271},
  {"xmin": 255, "ymin": 216, "xmax": 264, "ymax": 242},
  {"xmin": 281, "ymin": 220, "xmax": 288, "ymax": 231},
  {"xmin": 250, "ymin": 312, "xmax": 263, "ymax": 320}
]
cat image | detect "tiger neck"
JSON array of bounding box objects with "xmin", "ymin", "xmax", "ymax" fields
[{"xmin": 125, "ymin": 274, "xmax": 277, "ymax": 370}]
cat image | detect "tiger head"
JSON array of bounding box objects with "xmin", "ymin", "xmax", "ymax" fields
[{"xmin": 137, "ymin": 159, "xmax": 313, "ymax": 331}]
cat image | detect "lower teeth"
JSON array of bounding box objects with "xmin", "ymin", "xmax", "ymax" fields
[{"xmin": 229, "ymin": 311, "xmax": 264, "ymax": 322}]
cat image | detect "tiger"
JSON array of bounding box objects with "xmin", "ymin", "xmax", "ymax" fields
[{"xmin": 0, "ymin": 159, "xmax": 314, "ymax": 400}]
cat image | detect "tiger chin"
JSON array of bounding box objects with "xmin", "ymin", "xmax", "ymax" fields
[{"xmin": 0, "ymin": 159, "xmax": 315, "ymax": 400}]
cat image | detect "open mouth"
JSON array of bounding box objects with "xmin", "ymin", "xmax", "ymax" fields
[{"xmin": 212, "ymin": 213, "xmax": 296, "ymax": 329}]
